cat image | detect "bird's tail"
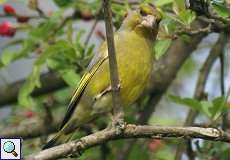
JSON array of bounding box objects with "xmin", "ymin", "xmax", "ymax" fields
[{"xmin": 42, "ymin": 131, "xmax": 73, "ymax": 150}]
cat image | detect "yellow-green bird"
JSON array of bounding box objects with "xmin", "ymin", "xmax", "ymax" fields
[{"xmin": 43, "ymin": 4, "xmax": 161, "ymax": 149}]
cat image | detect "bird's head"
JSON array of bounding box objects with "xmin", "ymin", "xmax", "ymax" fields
[{"xmin": 120, "ymin": 3, "xmax": 162, "ymax": 39}]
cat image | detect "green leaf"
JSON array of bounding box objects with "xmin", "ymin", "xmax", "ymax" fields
[
  {"xmin": 67, "ymin": 21, "xmax": 73, "ymax": 43},
  {"xmin": 165, "ymin": 13, "xmax": 189, "ymax": 28},
  {"xmin": 0, "ymin": 11, "xmax": 63, "ymax": 69},
  {"xmin": 210, "ymin": 88, "xmax": 230, "ymax": 120},
  {"xmin": 178, "ymin": 10, "xmax": 196, "ymax": 26},
  {"xmin": 85, "ymin": 44, "xmax": 95, "ymax": 57},
  {"xmin": 46, "ymin": 41, "xmax": 77, "ymax": 70},
  {"xmin": 169, "ymin": 95, "xmax": 202, "ymax": 110},
  {"xmin": 154, "ymin": 39, "xmax": 172, "ymax": 59},
  {"xmin": 53, "ymin": 0, "xmax": 73, "ymax": 7},
  {"xmin": 224, "ymin": 103, "xmax": 230, "ymax": 110},
  {"xmin": 76, "ymin": 0, "xmax": 100, "ymax": 14},
  {"xmin": 169, "ymin": 89, "xmax": 230, "ymax": 120},
  {"xmin": 173, "ymin": 0, "xmax": 185, "ymax": 13},
  {"xmin": 210, "ymin": 96, "xmax": 225, "ymax": 119},
  {"xmin": 29, "ymin": 10, "xmax": 63, "ymax": 41},
  {"xmin": 18, "ymin": 66, "xmax": 41, "ymax": 107},
  {"xmin": 161, "ymin": 17, "xmax": 178, "ymax": 34},
  {"xmin": 59, "ymin": 69, "xmax": 80, "ymax": 87},
  {"xmin": 154, "ymin": 0, "xmax": 173, "ymax": 6},
  {"xmin": 223, "ymin": 88, "xmax": 230, "ymax": 109},
  {"xmin": 1, "ymin": 51, "xmax": 19, "ymax": 66},
  {"xmin": 200, "ymin": 100, "xmax": 213, "ymax": 118},
  {"xmin": 74, "ymin": 30, "xmax": 86, "ymax": 58},
  {"xmin": 2, "ymin": 39, "xmax": 24, "ymax": 49},
  {"xmin": 211, "ymin": 3, "xmax": 230, "ymax": 18},
  {"xmin": 37, "ymin": 40, "xmax": 74, "ymax": 65},
  {"xmin": 0, "ymin": 39, "xmax": 36, "ymax": 66},
  {"xmin": 18, "ymin": 40, "xmax": 75, "ymax": 107},
  {"xmin": 46, "ymin": 41, "xmax": 81, "ymax": 87},
  {"xmin": 169, "ymin": 95, "xmax": 213, "ymax": 118}
]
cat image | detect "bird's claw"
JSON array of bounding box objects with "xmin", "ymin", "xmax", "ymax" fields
[
  {"xmin": 115, "ymin": 119, "xmax": 126, "ymax": 135},
  {"xmin": 69, "ymin": 140, "xmax": 85, "ymax": 158},
  {"xmin": 111, "ymin": 115, "xmax": 126, "ymax": 135}
]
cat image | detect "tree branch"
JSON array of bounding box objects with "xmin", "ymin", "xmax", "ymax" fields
[
  {"xmin": 103, "ymin": 0, "xmax": 123, "ymax": 122},
  {"xmin": 25, "ymin": 124, "xmax": 230, "ymax": 160},
  {"xmin": 0, "ymin": 72, "xmax": 66, "ymax": 107},
  {"xmin": 111, "ymin": 0, "xmax": 140, "ymax": 5},
  {"xmin": 219, "ymin": 44, "xmax": 227, "ymax": 130},
  {"xmin": 0, "ymin": 118, "xmax": 60, "ymax": 139},
  {"xmin": 0, "ymin": 117, "xmax": 93, "ymax": 140}
]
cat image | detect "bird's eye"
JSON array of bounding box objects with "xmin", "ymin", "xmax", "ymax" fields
[{"xmin": 140, "ymin": 10, "xmax": 147, "ymax": 16}]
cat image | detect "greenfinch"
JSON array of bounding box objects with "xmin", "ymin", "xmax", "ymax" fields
[{"xmin": 43, "ymin": 4, "xmax": 161, "ymax": 149}]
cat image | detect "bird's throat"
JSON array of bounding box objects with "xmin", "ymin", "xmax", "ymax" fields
[{"xmin": 134, "ymin": 25, "xmax": 158, "ymax": 42}]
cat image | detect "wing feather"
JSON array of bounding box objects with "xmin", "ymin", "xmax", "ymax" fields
[{"xmin": 59, "ymin": 56, "xmax": 108, "ymax": 129}]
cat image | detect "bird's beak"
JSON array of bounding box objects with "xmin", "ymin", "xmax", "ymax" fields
[{"xmin": 140, "ymin": 15, "xmax": 156, "ymax": 28}]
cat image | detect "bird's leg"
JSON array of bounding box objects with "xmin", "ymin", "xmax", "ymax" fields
[
  {"xmin": 95, "ymin": 83, "xmax": 125, "ymax": 134},
  {"xmin": 94, "ymin": 85, "xmax": 112, "ymax": 101},
  {"xmin": 108, "ymin": 112, "xmax": 126, "ymax": 134},
  {"xmin": 110, "ymin": 82, "xmax": 125, "ymax": 134},
  {"xmin": 68, "ymin": 139, "xmax": 86, "ymax": 158},
  {"xmin": 94, "ymin": 83, "xmax": 121, "ymax": 101}
]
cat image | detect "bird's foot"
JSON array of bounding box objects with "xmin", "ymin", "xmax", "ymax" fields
[
  {"xmin": 68, "ymin": 139, "xmax": 85, "ymax": 158},
  {"xmin": 94, "ymin": 85, "xmax": 112, "ymax": 101},
  {"xmin": 109, "ymin": 113, "xmax": 126, "ymax": 135},
  {"xmin": 115, "ymin": 119, "xmax": 126, "ymax": 135},
  {"xmin": 94, "ymin": 83, "xmax": 121, "ymax": 101}
]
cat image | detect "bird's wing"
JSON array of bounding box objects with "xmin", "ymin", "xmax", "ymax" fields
[{"xmin": 59, "ymin": 55, "xmax": 108, "ymax": 129}]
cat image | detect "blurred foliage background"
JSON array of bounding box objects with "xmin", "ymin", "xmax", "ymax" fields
[{"xmin": 0, "ymin": 0, "xmax": 229, "ymax": 159}]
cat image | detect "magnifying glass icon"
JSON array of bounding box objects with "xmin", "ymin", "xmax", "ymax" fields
[{"xmin": 3, "ymin": 141, "xmax": 18, "ymax": 157}]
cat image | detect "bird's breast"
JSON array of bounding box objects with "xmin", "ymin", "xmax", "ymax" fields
[{"xmin": 116, "ymin": 30, "xmax": 153, "ymax": 105}]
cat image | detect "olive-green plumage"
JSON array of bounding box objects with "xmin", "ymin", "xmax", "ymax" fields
[{"xmin": 43, "ymin": 4, "xmax": 161, "ymax": 149}]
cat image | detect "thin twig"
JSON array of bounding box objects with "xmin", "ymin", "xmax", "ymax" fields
[
  {"xmin": 176, "ymin": 24, "xmax": 212, "ymax": 36},
  {"xmin": 219, "ymin": 52, "xmax": 225, "ymax": 96},
  {"xmin": 219, "ymin": 37, "xmax": 227, "ymax": 130},
  {"xmin": 112, "ymin": 0, "xmax": 140, "ymax": 5},
  {"xmin": 84, "ymin": 19, "xmax": 98, "ymax": 46},
  {"xmin": 84, "ymin": 7, "xmax": 102, "ymax": 47},
  {"xmin": 0, "ymin": 14, "xmax": 42, "ymax": 19},
  {"xmin": 103, "ymin": 0, "xmax": 124, "ymax": 123},
  {"xmin": 208, "ymin": 14, "xmax": 230, "ymax": 25}
]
